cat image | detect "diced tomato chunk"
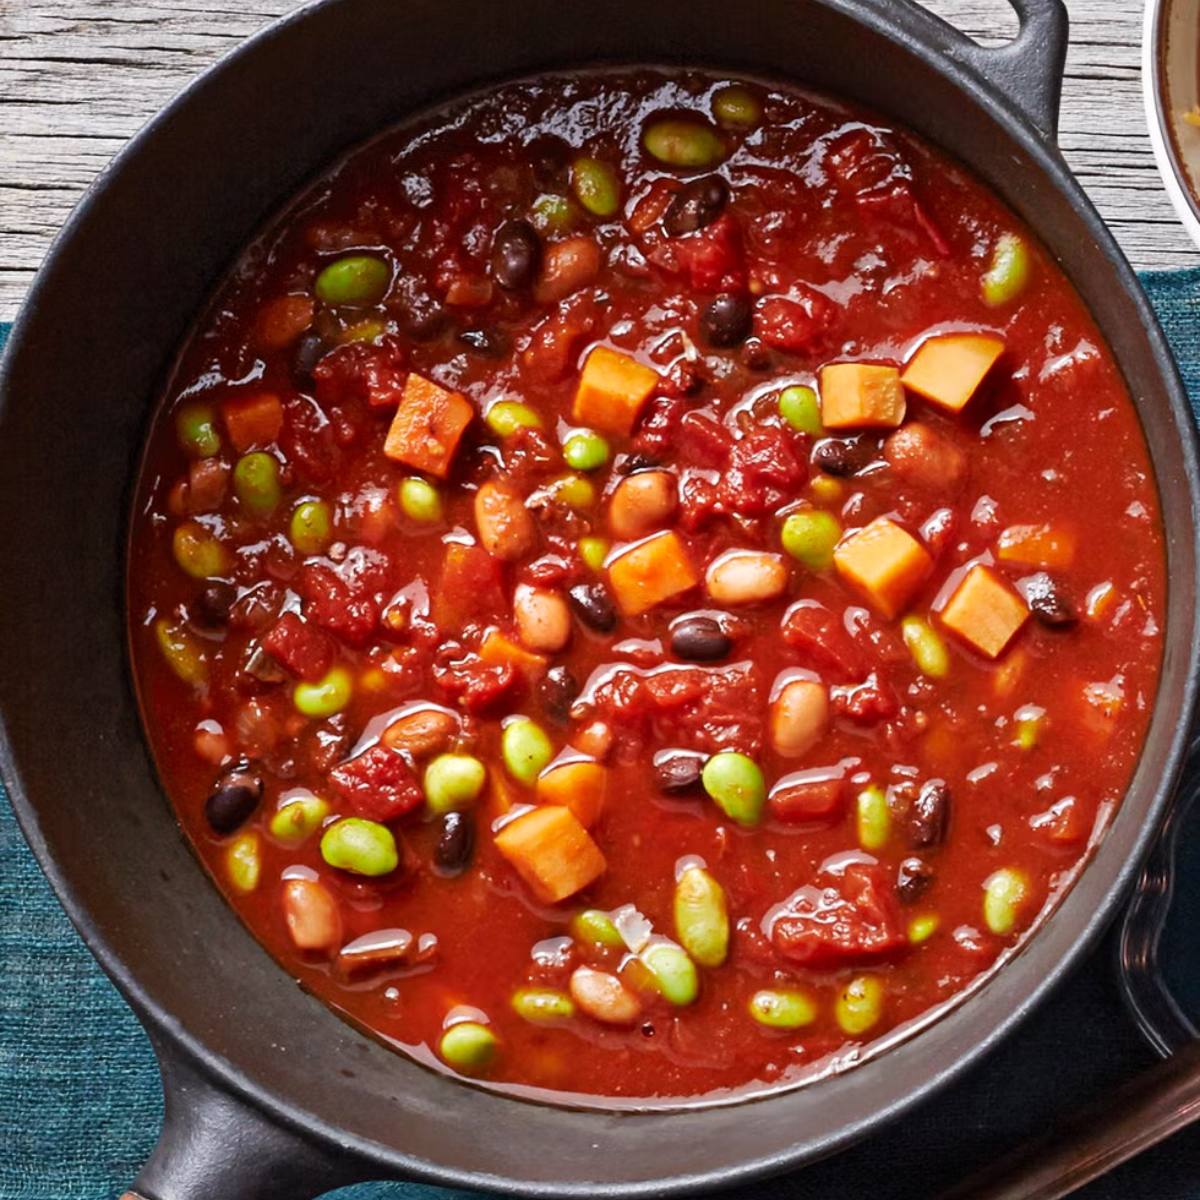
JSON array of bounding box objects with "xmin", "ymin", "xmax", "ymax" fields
[
  {"xmin": 755, "ymin": 289, "xmax": 836, "ymax": 354},
  {"xmin": 768, "ymin": 774, "xmax": 845, "ymax": 823},
  {"xmin": 260, "ymin": 612, "xmax": 335, "ymax": 682},
  {"xmin": 314, "ymin": 336, "xmax": 408, "ymax": 410},
  {"xmin": 328, "ymin": 745, "xmax": 423, "ymax": 822},
  {"xmin": 831, "ymin": 671, "xmax": 898, "ymax": 725},
  {"xmin": 433, "ymin": 650, "xmax": 521, "ymax": 714},
  {"xmin": 768, "ymin": 864, "xmax": 906, "ymax": 968},
  {"xmin": 671, "ymin": 213, "xmax": 746, "ymax": 293},
  {"xmin": 719, "ymin": 426, "xmax": 807, "ymax": 516},
  {"xmin": 299, "ymin": 548, "xmax": 391, "ymax": 648},
  {"xmin": 781, "ymin": 601, "xmax": 866, "ymax": 682},
  {"xmin": 281, "ymin": 395, "xmax": 339, "ymax": 483}
]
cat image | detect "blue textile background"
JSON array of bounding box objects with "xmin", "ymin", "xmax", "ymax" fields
[{"xmin": 3, "ymin": 273, "xmax": 1200, "ymax": 1198}]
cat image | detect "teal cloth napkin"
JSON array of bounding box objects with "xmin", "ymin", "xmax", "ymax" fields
[{"xmin": 3, "ymin": 272, "xmax": 1200, "ymax": 1198}]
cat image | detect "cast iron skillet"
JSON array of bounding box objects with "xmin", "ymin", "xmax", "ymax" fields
[{"xmin": 1, "ymin": 1, "xmax": 1198, "ymax": 1196}]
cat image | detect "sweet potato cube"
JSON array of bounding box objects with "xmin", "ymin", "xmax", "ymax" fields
[
  {"xmin": 819, "ymin": 363, "xmax": 905, "ymax": 430},
  {"xmin": 607, "ymin": 531, "xmax": 699, "ymax": 616},
  {"xmin": 383, "ymin": 373, "xmax": 474, "ymax": 478},
  {"xmin": 833, "ymin": 517, "xmax": 932, "ymax": 619},
  {"xmin": 479, "ymin": 627, "xmax": 548, "ymax": 682},
  {"xmin": 996, "ymin": 523, "xmax": 1077, "ymax": 569},
  {"xmin": 901, "ymin": 333, "xmax": 1005, "ymax": 413},
  {"xmin": 536, "ymin": 760, "xmax": 608, "ymax": 828},
  {"xmin": 573, "ymin": 346, "xmax": 660, "ymax": 437},
  {"xmin": 494, "ymin": 805, "xmax": 606, "ymax": 903},
  {"xmin": 939, "ymin": 564, "xmax": 1028, "ymax": 658},
  {"xmin": 222, "ymin": 392, "xmax": 283, "ymax": 452}
]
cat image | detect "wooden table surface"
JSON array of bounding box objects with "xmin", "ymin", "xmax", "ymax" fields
[{"xmin": 1, "ymin": 0, "xmax": 1197, "ymax": 322}]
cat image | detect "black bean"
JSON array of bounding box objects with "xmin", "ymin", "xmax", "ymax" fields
[
  {"xmin": 670, "ymin": 616, "xmax": 732, "ymax": 662},
  {"xmin": 434, "ymin": 811, "xmax": 474, "ymax": 875},
  {"xmin": 291, "ymin": 332, "xmax": 327, "ymax": 385},
  {"xmin": 662, "ymin": 176, "xmax": 730, "ymax": 237},
  {"xmin": 616, "ymin": 452, "xmax": 662, "ymax": 475},
  {"xmin": 392, "ymin": 275, "xmax": 447, "ymax": 340},
  {"xmin": 458, "ymin": 327, "xmax": 508, "ymax": 357},
  {"xmin": 910, "ymin": 779, "xmax": 950, "ymax": 848},
  {"xmin": 568, "ymin": 583, "xmax": 617, "ymax": 633},
  {"xmin": 739, "ymin": 337, "xmax": 772, "ymax": 371},
  {"xmin": 655, "ymin": 750, "xmax": 706, "ymax": 795},
  {"xmin": 897, "ymin": 856, "xmax": 934, "ymax": 903},
  {"xmin": 204, "ymin": 759, "xmax": 264, "ymax": 835},
  {"xmin": 700, "ymin": 293, "xmax": 753, "ymax": 348},
  {"xmin": 538, "ymin": 665, "xmax": 580, "ymax": 725},
  {"xmin": 1024, "ymin": 572, "xmax": 1078, "ymax": 627},
  {"xmin": 192, "ymin": 581, "xmax": 237, "ymax": 630},
  {"xmin": 528, "ymin": 135, "xmax": 570, "ymax": 189},
  {"xmin": 491, "ymin": 220, "xmax": 541, "ymax": 291},
  {"xmin": 812, "ymin": 436, "xmax": 874, "ymax": 477}
]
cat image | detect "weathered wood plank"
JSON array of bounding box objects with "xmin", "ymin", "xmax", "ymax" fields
[{"xmin": 1, "ymin": 0, "xmax": 1195, "ymax": 320}]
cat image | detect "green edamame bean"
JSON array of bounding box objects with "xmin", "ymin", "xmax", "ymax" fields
[
  {"xmin": 439, "ymin": 1020, "xmax": 498, "ymax": 1073},
  {"xmin": 225, "ymin": 831, "xmax": 261, "ymax": 893},
  {"xmin": 673, "ymin": 865, "xmax": 729, "ymax": 968},
  {"xmin": 713, "ymin": 84, "xmax": 762, "ymax": 129},
  {"xmin": 423, "ymin": 753, "xmax": 487, "ymax": 815},
  {"xmin": 901, "ymin": 615, "xmax": 950, "ymax": 679},
  {"xmin": 233, "ymin": 451, "xmax": 282, "ymax": 514},
  {"xmin": 835, "ymin": 975, "xmax": 884, "ymax": 1035},
  {"xmin": 153, "ymin": 618, "xmax": 208, "ymax": 685},
  {"xmin": 981, "ymin": 233, "xmax": 1031, "ymax": 307},
  {"xmin": 320, "ymin": 817, "xmax": 398, "ymax": 876},
  {"xmin": 641, "ymin": 941, "xmax": 699, "ymax": 1006},
  {"xmin": 856, "ymin": 784, "xmax": 891, "ymax": 851},
  {"xmin": 398, "ymin": 477, "xmax": 443, "ymax": 523},
  {"xmin": 983, "ymin": 867, "xmax": 1029, "ymax": 935},
  {"xmin": 532, "ymin": 193, "xmax": 574, "ymax": 233},
  {"xmin": 501, "ymin": 717, "xmax": 554, "ymax": 785},
  {"xmin": 563, "ymin": 429, "xmax": 610, "ymax": 472},
  {"xmin": 486, "ymin": 400, "xmax": 543, "ymax": 437},
  {"xmin": 644, "ymin": 118, "xmax": 726, "ymax": 169},
  {"xmin": 290, "ymin": 500, "xmax": 332, "ymax": 555},
  {"xmin": 578, "ymin": 536, "xmax": 609, "ymax": 572},
  {"xmin": 293, "ymin": 666, "xmax": 352, "ymax": 718},
  {"xmin": 571, "ymin": 908, "xmax": 625, "ymax": 949},
  {"xmin": 571, "ymin": 156, "xmax": 621, "ymax": 218},
  {"xmin": 314, "ymin": 254, "xmax": 391, "ymax": 306},
  {"xmin": 777, "ymin": 385, "xmax": 823, "ymax": 435},
  {"xmin": 780, "ymin": 509, "xmax": 841, "ymax": 570},
  {"xmin": 908, "ymin": 914, "xmax": 940, "ymax": 944},
  {"xmin": 748, "ymin": 988, "xmax": 817, "ymax": 1030},
  {"xmin": 172, "ymin": 521, "xmax": 229, "ymax": 579},
  {"xmin": 175, "ymin": 402, "xmax": 221, "ymax": 458},
  {"xmin": 701, "ymin": 751, "xmax": 766, "ymax": 826},
  {"xmin": 552, "ymin": 473, "xmax": 596, "ymax": 510},
  {"xmin": 269, "ymin": 792, "xmax": 330, "ymax": 845},
  {"xmin": 512, "ymin": 987, "xmax": 576, "ymax": 1024}
]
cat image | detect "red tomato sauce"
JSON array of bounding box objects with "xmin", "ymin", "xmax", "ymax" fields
[{"xmin": 127, "ymin": 71, "xmax": 1165, "ymax": 1101}]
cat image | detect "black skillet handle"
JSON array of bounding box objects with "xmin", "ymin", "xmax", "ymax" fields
[
  {"xmin": 882, "ymin": 0, "xmax": 1069, "ymax": 141},
  {"xmin": 123, "ymin": 1033, "xmax": 370, "ymax": 1200}
]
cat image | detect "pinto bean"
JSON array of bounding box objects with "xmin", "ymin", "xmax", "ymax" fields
[
  {"xmin": 569, "ymin": 966, "xmax": 642, "ymax": 1025},
  {"xmin": 609, "ymin": 470, "xmax": 677, "ymax": 540},
  {"xmin": 769, "ymin": 678, "xmax": 829, "ymax": 758},
  {"xmin": 282, "ymin": 877, "xmax": 342, "ymax": 952},
  {"xmin": 705, "ymin": 549, "xmax": 788, "ymax": 605},
  {"xmin": 474, "ymin": 480, "xmax": 536, "ymax": 561},
  {"xmin": 884, "ymin": 423, "xmax": 967, "ymax": 492},
  {"xmin": 514, "ymin": 584, "xmax": 572, "ymax": 652},
  {"xmin": 381, "ymin": 707, "xmax": 459, "ymax": 758},
  {"xmin": 534, "ymin": 236, "xmax": 602, "ymax": 303}
]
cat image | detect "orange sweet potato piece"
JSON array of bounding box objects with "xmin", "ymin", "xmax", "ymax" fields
[
  {"xmin": 573, "ymin": 346, "xmax": 660, "ymax": 436},
  {"xmin": 996, "ymin": 523, "xmax": 1077, "ymax": 569},
  {"xmin": 494, "ymin": 805, "xmax": 606, "ymax": 903},
  {"xmin": 938, "ymin": 564, "xmax": 1028, "ymax": 658},
  {"xmin": 819, "ymin": 363, "xmax": 905, "ymax": 429},
  {"xmin": 383, "ymin": 373, "xmax": 474, "ymax": 478},
  {"xmin": 479, "ymin": 627, "xmax": 548, "ymax": 681},
  {"xmin": 536, "ymin": 760, "xmax": 608, "ymax": 828},
  {"xmin": 254, "ymin": 295, "xmax": 315, "ymax": 351},
  {"xmin": 901, "ymin": 333, "xmax": 1004, "ymax": 413},
  {"xmin": 222, "ymin": 392, "xmax": 284, "ymax": 452},
  {"xmin": 607, "ymin": 531, "xmax": 700, "ymax": 616},
  {"xmin": 833, "ymin": 517, "xmax": 932, "ymax": 619}
]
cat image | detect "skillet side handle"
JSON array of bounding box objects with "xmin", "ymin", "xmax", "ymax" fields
[
  {"xmin": 125, "ymin": 1033, "xmax": 371, "ymax": 1200},
  {"xmin": 887, "ymin": 0, "xmax": 1069, "ymax": 141}
]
